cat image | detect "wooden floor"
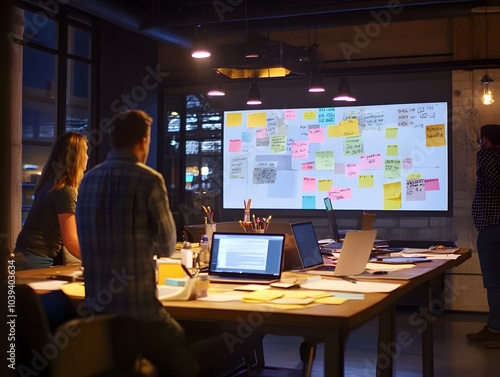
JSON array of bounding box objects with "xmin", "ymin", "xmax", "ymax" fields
[{"xmin": 247, "ymin": 309, "xmax": 498, "ymax": 377}]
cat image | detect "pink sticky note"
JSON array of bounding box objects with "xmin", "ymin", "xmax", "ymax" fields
[
  {"xmin": 345, "ymin": 163, "xmax": 360, "ymax": 178},
  {"xmin": 284, "ymin": 109, "xmax": 296, "ymax": 120},
  {"xmin": 228, "ymin": 139, "xmax": 242, "ymax": 152},
  {"xmin": 328, "ymin": 187, "xmax": 353, "ymax": 201},
  {"xmin": 292, "ymin": 141, "xmax": 309, "ymax": 159},
  {"xmin": 308, "ymin": 128, "xmax": 325, "ymax": 143},
  {"xmin": 302, "ymin": 177, "xmax": 316, "ymax": 191},
  {"xmin": 360, "ymin": 154, "xmax": 382, "ymax": 170},
  {"xmin": 302, "ymin": 162, "xmax": 315, "ymax": 171},
  {"xmin": 256, "ymin": 128, "xmax": 267, "ymax": 139},
  {"xmin": 402, "ymin": 158, "xmax": 413, "ymax": 169},
  {"xmin": 425, "ymin": 178, "xmax": 440, "ymax": 191}
]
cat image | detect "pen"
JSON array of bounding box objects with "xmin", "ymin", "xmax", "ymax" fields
[
  {"xmin": 181, "ymin": 264, "xmax": 193, "ymax": 278},
  {"xmin": 340, "ymin": 275, "xmax": 357, "ymax": 284}
]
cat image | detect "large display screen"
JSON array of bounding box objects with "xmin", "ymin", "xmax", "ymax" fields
[{"xmin": 222, "ymin": 102, "xmax": 449, "ymax": 213}]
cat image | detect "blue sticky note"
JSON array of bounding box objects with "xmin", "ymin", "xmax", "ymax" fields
[
  {"xmin": 302, "ymin": 195, "xmax": 316, "ymax": 209},
  {"xmin": 242, "ymin": 131, "xmax": 252, "ymax": 143}
]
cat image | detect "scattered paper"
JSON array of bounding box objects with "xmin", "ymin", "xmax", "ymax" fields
[
  {"xmin": 301, "ymin": 278, "xmax": 400, "ymax": 293},
  {"xmin": 28, "ymin": 280, "xmax": 68, "ymax": 291}
]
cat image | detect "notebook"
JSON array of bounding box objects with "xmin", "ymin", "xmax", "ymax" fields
[
  {"xmin": 290, "ymin": 222, "xmax": 377, "ymax": 276},
  {"xmin": 208, "ymin": 232, "xmax": 285, "ymax": 284}
]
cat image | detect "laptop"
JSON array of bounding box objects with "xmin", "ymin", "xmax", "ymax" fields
[
  {"xmin": 321, "ymin": 197, "xmax": 344, "ymax": 250},
  {"xmin": 290, "ymin": 222, "xmax": 377, "ymax": 276},
  {"xmin": 208, "ymin": 232, "xmax": 285, "ymax": 284}
]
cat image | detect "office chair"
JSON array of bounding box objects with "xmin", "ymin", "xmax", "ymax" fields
[{"xmin": 16, "ymin": 285, "xmax": 155, "ymax": 377}]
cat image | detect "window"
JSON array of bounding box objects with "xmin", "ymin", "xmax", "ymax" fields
[{"xmin": 164, "ymin": 94, "xmax": 223, "ymax": 240}]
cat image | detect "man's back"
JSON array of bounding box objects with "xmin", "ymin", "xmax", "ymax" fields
[{"xmin": 76, "ymin": 151, "xmax": 176, "ymax": 320}]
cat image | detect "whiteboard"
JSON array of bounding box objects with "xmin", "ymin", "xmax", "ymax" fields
[{"xmin": 222, "ymin": 102, "xmax": 449, "ymax": 212}]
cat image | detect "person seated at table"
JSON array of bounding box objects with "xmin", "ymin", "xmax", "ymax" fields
[
  {"xmin": 14, "ymin": 132, "xmax": 88, "ymax": 270},
  {"xmin": 76, "ymin": 109, "xmax": 261, "ymax": 376}
]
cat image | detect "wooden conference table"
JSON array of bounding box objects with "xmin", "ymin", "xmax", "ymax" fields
[{"xmin": 17, "ymin": 249, "xmax": 471, "ymax": 377}]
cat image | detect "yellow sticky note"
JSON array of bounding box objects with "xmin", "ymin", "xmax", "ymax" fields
[
  {"xmin": 314, "ymin": 297, "xmax": 348, "ymax": 305},
  {"xmin": 303, "ymin": 110, "xmax": 317, "ymax": 120},
  {"xmin": 407, "ymin": 173, "xmax": 423, "ymax": 179},
  {"xmin": 386, "ymin": 145, "xmax": 398, "ymax": 156},
  {"xmin": 385, "ymin": 128, "xmax": 398, "ymax": 138},
  {"xmin": 338, "ymin": 119, "xmax": 360, "ymax": 137},
  {"xmin": 247, "ymin": 112, "xmax": 267, "ymax": 128},
  {"xmin": 383, "ymin": 181, "xmax": 402, "ymax": 210},
  {"xmin": 270, "ymin": 135, "xmax": 286, "ymax": 153},
  {"xmin": 318, "ymin": 179, "xmax": 332, "ymax": 191},
  {"xmin": 242, "ymin": 290, "xmax": 284, "ymax": 302},
  {"xmin": 426, "ymin": 124, "xmax": 446, "ymax": 147},
  {"xmin": 315, "ymin": 151, "xmax": 335, "ymax": 170},
  {"xmin": 60, "ymin": 282, "xmax": 85, "ymax": 298},
  {"xmin": 226, "ymin": 113, "xmax": 242, "ymax": 127},
  {"xmin": 359, "ymin": 175, "xmax": 374, "ymax": 188},
  {"xmin": 328, "ymin": 125, "xmax": 341, "ymax": 138}
]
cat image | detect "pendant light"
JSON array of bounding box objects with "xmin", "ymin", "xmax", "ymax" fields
[
  {"xmin": 247, "ymin": 81, "xmax": 262, "ymax": 105},
  {"xmin": 207, "ymin": 71, "xmax": 225, "ymax": 96},
  {"xmin": 308, "ymin": 71, "xmax": 325, "ymax": 93},
  {"xmin": 333, "ymin": 76, "xmax": 356, "ymax": 102},
  {"xmin": 480, "ymin": 5, "xmax": 494, "ymax": 105},
  {"xmin": 191, "ymin": 25, "xmax": 211, "ymax": 59}
]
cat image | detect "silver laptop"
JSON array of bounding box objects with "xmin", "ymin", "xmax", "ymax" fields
[
  {"xmin": 208, "ymin": 232, "xmax": 285, "ymax": 284},
  {"xmin": 291, "ymin": 222, "xmax": 376, "ymax": 276}
]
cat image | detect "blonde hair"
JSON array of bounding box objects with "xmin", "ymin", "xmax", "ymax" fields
[{"xmin": 35, "ymin": 132, "xmax": 88, "ymax": 195}]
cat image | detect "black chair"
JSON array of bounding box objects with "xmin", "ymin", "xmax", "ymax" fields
[{"xmin": 16, "ymin": 285, "xmax": 155, "ymax": 377}]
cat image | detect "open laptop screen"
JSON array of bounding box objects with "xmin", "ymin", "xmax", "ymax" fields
[
  {"xmin": 209, "ymin": 233, "xmax": 284, "ymax": 279},
  {"xmin": 290, "ymin": 222, "xmax": 323, "ymax": 269}
]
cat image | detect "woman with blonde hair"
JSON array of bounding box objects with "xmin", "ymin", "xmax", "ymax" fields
[{"xmin": 14, "ymin": 132, "xmax": 88, "ymax": 270}]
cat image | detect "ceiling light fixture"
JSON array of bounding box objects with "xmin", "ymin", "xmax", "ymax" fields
[
  {"xmin": 480, "ymin": 5, "xmax": 494, "ymax": 105},
  {"xmin": 333, "ymin": 76, "xmax": 356, "ymax": 102},
  {"xmin": 191, "ymin": 25, "xmax": 211, "ymax": 59},
  {"xmin": 207, "ymin": 71, "xmax": 225, "ymax": 96},
  {"xmin": 308, "ymin": 71, "xmax": 325, "ymax": 93},
  {"xmin": 247, "ymin": 80, "xmax": 262, "ymax": 105}
]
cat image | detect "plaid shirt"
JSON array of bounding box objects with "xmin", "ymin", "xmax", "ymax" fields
[
  {"xmin": 472, "ymin": 146, "xmax": 500, "ymax": 232},
  {"xmin": 76, "ymin": 151, "xmax": 176, "ymax": 321}
]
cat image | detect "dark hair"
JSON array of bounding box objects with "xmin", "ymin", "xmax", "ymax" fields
[
  {"xmin": 109, "ymin": 110, "xmax": 153, "ymax": 150},
  {"xmin": 481, "ymin": 124, "xmax": 500, "ymax": 145},
  {"xmin": 35, "ymin": 132, "xmax": 88, "ymax": 195}
]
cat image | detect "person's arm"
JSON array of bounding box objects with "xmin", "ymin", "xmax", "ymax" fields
[
  {"xmin": 149, "ymin": 175, "xmax": 177, "ymax": 257},
  {"xmin": 477, "ymin": 149, "xmax": 500, "ymax": 190},
  {"xmin": 58, "ymin": 212, "xmax": 81, "ymax": 260}
]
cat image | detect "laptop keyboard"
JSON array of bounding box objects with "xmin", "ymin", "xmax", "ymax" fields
[{"xmin": 315, "ymin": 265, "xmax": 336, "ymax": 271}]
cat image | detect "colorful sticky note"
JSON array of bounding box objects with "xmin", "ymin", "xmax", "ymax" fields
[
  {"xmin": 226, "ymin": 113, "xmax": 242, "ymax": 127},
  {"xmin": 315, "ymin": 151, "xmax": 335, "ymax": 170},
  {"xmin": 383, "ymin": 181, "xmax": 402, "ymax": 210},
  {"xmin": 328, "ymin": 187, "xmax": 352, "ymax": 201},
  {"xmin": 386, "ymin": 145, "xmax": 398, "ymax": 156},
  {"xmin": 328, "ymin": 125, "xmax": 341, "ymax": 138},
  {"xmin": 406, "ymin": 179, "xmax": 426, "ymax": 201},
  {"xmin": 338, "ymin": 118, "xmax": 360, "ymax": 137},
  {"xmin": 292, "ymin": 141, "xmax": 309, "ymax": 159},
  {"xmin": 228, "ymin": 139, "xmax": 242, "ymax": 152},
  {"xmin": 402, "ymin": 158, "xmax": 413, "ymax": 169},
  {"xmin": 247, "ymin": 112, "xmax": 267, "ymax": 128},
  {"xmin": 360, "ymin": 154, "xmax": 383, "ymax": 170},
  {"xmin": 302, "ymin": 177, "xmax": 316, "ymax": 191},
  {"xmin": 344, "ymin": 136, "xmax": 363, "ymax": 156},
  {"xmin": 302, "ymin": 195, "xmax": 316, "ymax": 209},
  {"xmin": 318, "ymin": 107, "xmax": 335, "ymax": 125},
  {"xmin": 359, "ymin": 175, "xmax": 374, "ymax": 188},
  {"xmin": 256, "ymin": 128, "xmax": 267, "ymax": 139},
  {"xmin": 318, "ymin": 179, "xmax": 332, "ymax": 191},
  {"xmin": 301, "ymin": 161, "xmax": 315, "ymax": 171},
  {"xmin": 241, "ymin": 131, "xmax": 252, "ymax": 143},
  {"xmin": 384, "ymin": 159, "xmax": 401, "ymax": 179},
  {"xmin": 345, "ymin": 163, "xmax": 360, "ymax": 178},
  {"xmin": 385, "ymin": 128, "xmax": 398, "ymax": 138},
  {"xmin": 425, "ymin": 178, "xmax": 440, "ymax": 191},
  {"xmin": 407, "ymin": 173, "xmax": 423, "ymax": 179},
  {"xmin": 303, "ymin": 111, "xmax": 317, "ymax": 120},
  {"xmin": 308, "ymin": 128, "xmax": 325, "ymax": 143},
  {"xmin": 270, "ymin": 135, "xmax": 286, "ymax": 153},
  {"xmin": 284, "ymin": 109, "xmax": 296, "ymax": 120},
  {"xmin": 426, "ymin": 124, "xmax": 446, "ymax": 147}
]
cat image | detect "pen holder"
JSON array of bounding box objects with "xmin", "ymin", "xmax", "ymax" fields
[
  {"xmin": 205, "ymin": 223, "xmax": 216, "ymax": 248},
  {"xmin": 243, "ymin": 210, "xmax": 251, "ymax": 223}
]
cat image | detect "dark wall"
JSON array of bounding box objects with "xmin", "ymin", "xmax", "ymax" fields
[
  {"xmin": 221, "ymin": 71, "xmax": 452, "ymax": 111},
  {"xmin": 96, "ymin": 20, "xmax": 160, "ymax": 167}
]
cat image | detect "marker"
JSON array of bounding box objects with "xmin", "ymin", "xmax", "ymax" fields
[
  {"xmin": 340, "ymin": 275, "xmax": 357, "ymax": 284},
  {"xmin": 181, "ymin": 264, "xmax": 193, "ymax": 278}
]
